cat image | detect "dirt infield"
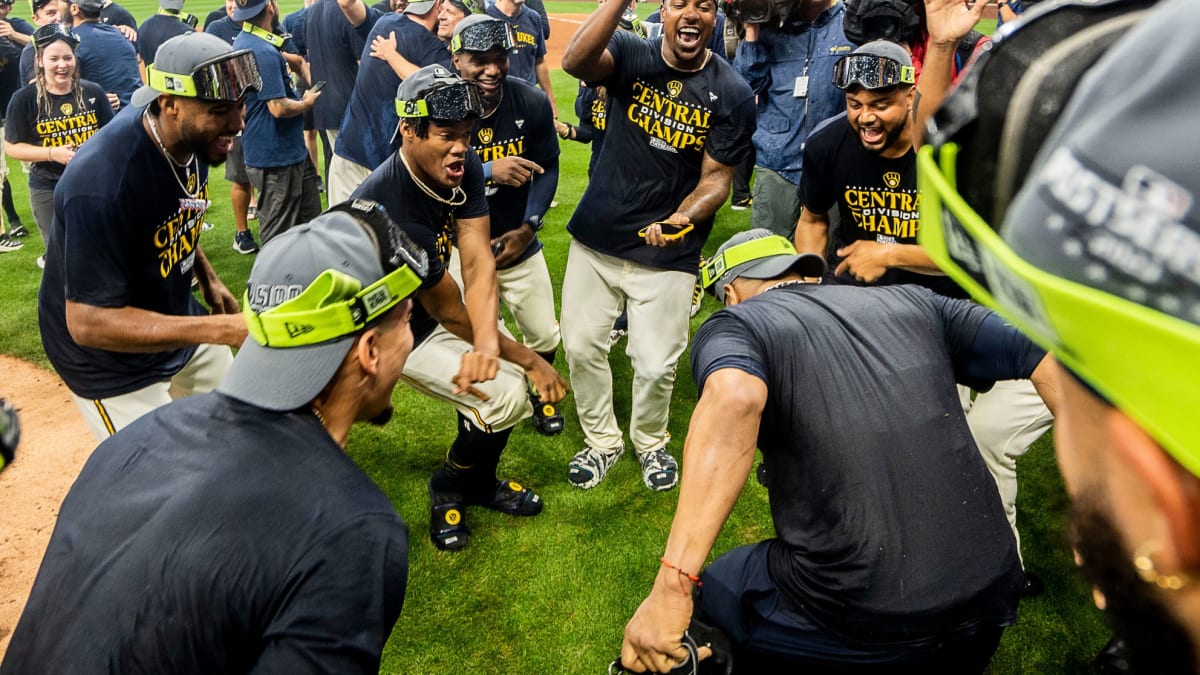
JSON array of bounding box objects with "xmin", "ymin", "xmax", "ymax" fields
[{"xmin": 0, "ymin": 356, "xmax": 95, "ymax": 655}]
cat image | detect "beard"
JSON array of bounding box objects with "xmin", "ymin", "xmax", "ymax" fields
[
  {"xmin": 1070, "ymin": 493, "xmax": 1196, "ymax": 673},
  {"xmin": 368, "ymin": 405, "xmax": 394, "ymax": 427}
]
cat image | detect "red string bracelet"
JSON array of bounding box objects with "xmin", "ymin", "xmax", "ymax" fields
[{"xmin": 661, "ymin": 557, "xmax": 702, "ymax": 587}]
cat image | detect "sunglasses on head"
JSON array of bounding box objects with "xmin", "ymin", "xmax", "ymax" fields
[
  {"xmin": 832, "ymin": 53, "xmax": 915, "ymax": 91},
  {"xmin": 146, "ymin": 49, "xmax": 262, "ymax": 102},
  {"xmin": 33, "ymin": 23, "xmax": 79, "ymax": 51},
  {"xmin": 396, "ymin": 80, "xmax": 485, "ymax": 122}
]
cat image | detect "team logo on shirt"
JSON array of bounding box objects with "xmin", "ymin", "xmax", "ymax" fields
[
  {"xmin": 187, "ymin": 172, "xmax": 198, "ymax": 194},
  {"xmin": 883, "ymin": 172, "xmax": 901, "ymax": 189},
  {"xmin": 667, "ymin": 80, "xmax": 683, "ymax": 98},
  {"xmin": 515, "ymin": 119, "xmax": 524, "ymax": 129},
  {"xmin": 59, "ymin": 103, "xmax": 73, "ymax": 116},
  {"xmin": 478, "ymin": 128, "xmax": 493, "ymax": 144}
]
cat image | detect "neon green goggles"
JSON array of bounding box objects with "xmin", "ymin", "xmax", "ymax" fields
[
  {"xmin": 243, "ymin": 264, "xmax": 422, "ymax": 348},
  {"xmin": 918, "ymin": 143, "xmax": 1200, "ymax": 476},
  {"xmin": 146, "ymin": 49, "xmax": 261, "ymax": 102},
  {"xmin": 243, "ymin": 200, "xmax": 430, "ymax": 349}
]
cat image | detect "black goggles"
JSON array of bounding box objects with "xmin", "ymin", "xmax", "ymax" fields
[
  {"xmin": 832, "ymin": 53, "xmax": 915, "ymax": 91},
  {"xmin": 395, "ymin": 81, "xmax": 485, "ymax": 122},
  {"xmin": 33, "ymin": 23, "xmax": 79, "ymax": 51},
  {"xmin": 327, "ymin": 199, "xmax": 430, "ymax": 280},
  {"xmin": 450, "ymin": 20, "xmax": 515, "ymax": 53},
  {"xmin": 146, "ymin": 49, "xmax": 262, "ymax": 102}
]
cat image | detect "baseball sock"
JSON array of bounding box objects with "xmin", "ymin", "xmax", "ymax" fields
[
  {"xmin": 432, "ymin": 413, "xmax": 513, "ymax": 494},
  {"xmin": 1, "ymin": 179, "xmax": 16, "ymax": 224}
]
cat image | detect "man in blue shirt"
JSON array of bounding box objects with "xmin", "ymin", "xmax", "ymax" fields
[
  {"xmin": 64, "ymin": 0, "xmax": 140, "ymax": 108},
  {"xmin": 138, "ymin": 0, "xmax": 197, "ymax": 70},
  {"xmin": 733, "ymin": 0, "xmax": 851, "ymax": 237},
  {"xmin": 485, "ymin": 0, "xmax": 554, "ymax": 117},
  {"xmin": 232, "ymin": 0, "xmax": 321, "ymax": 243},
  {"xmin": 326, "ymin": 0, "xmax": 450, "ymax": 202}
]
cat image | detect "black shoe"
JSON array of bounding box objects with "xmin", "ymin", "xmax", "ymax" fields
[
  {"xmin": 9, "ymin": 223, "xmax": 27, "ymax": 238},
  {"xmin": 756, "ymin": 462, "xmax": 767, "ymax": 486},
  {"xmin": 466, "ymin": 479, "xmax": 543, "ymax": 516},
  {"xmin": 429, "ymin": 483, "xmax": 469, "ymax": 551},
  {"xmin": 1022, "ymin": 570, "xmax": 1045, "ymax": 598},
  {"xmin": 530, "ymin": 391, "xmax": 564, "ymax": 436}
]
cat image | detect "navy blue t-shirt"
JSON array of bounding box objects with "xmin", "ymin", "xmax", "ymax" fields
[
  {"xmin": 473, "ymin": 78, "xmax": 557, "ymax": 267},
  {"xmin": 691, "ymin": 284, "xmax": 1030, "ymax": 646},
  {"xmin": 0, "ymin": 21, "xmax": 33, "ymax": 114},
  {"xmin": 204, "ymin": 15, "xmax": 241, "ymax": 44},
  {"xmin": 306, "ymin": 0, "xmax": 370, "ymax": 131},
  {"xmin": 138, "ymin": 13, "xmax": 195, "ymax": 66},
  {"xmin": 18, "ymin": 43, "xmax": 34, "ymax": 88},
  {"xmin": 351, "ymin": 149, "xmax": 489, "ymax": 345},
  {"xmin": 38, "ymin": 108, "xmax": 213, "ymax": 399},
  {"xmin": 572, "ymin": 82, "xmax": 606, "ymax": 176},
  {"xmin": 74, "ymin": 21, "xmax": 142, "ymax": 107},
  {"xmin": 567, "ymin": 31, "xmax": 756, "ymax": 273},
  {"xmin": 1, "ymin": 394, "xmax": 409, "ymax": 674},
  {"xmin": 234, "ymin": 28, "xmax": 307, "ymax": 168},
  {"xmin": 282, "ymin": 6, "xmax": 309, "ymax": 55},
  {"xmin": 6, "ymin": 80, "xmax": 114, "ymax": 190},
  {"xmin": 335, "ymin": 14, "xmax": 451, "ymax": 170},
  {"xmin": 486, "ymin": 3, "xmax": 545, "ymax": 84},
  {"xmin": 100, "ymin": 1, "xmax": 138, "ymax": 29}
]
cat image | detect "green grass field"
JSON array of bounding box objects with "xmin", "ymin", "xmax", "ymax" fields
[{"xmin": 0, "ymin": 2, "xmax": 1109, "ymax": 671}]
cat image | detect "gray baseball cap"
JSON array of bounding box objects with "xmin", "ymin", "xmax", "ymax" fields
[
  {"xmin": 706, "ymin": 228, "xmax": 827, "ymax": 302},
  {"xmin": 404, "ymin": 0, "xmax": 438, "ymax": 15},
  {"xmin": 1004, "ymin": 1, "xmax": 1200, "ymax": 328},
  {"xmin": 219, "ymin": 211, "xmax": 402, "ymax": 411},
  {"xmin": 160, "ymin": 0, "xmax": 184, "ymax": 11},
  {"xmin": 450, "ymin": 14, "xmax": 511, "ymax": 53},
  {"xmin": 68, "ymin": 0, "xmax": 104, "ymax": 12}
]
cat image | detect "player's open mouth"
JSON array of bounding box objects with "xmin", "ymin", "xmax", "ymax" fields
[
  {"xmin": 477, "ymin": 78, "xmax": 501, "ymax": 94},
  {"xmin": 446, "ymin": 159, "xmax": 465, "ymax": 179},
  {"xmin": 676, "ymin": 27, "xmax": 702, "ymax": 48},
  {"xmin": 860, "ymin": 126, "xmax": 884, "ymax": 145},
  {"xmin": 215, "ymin": 135, "xmax": 234, "ymax": 154}
]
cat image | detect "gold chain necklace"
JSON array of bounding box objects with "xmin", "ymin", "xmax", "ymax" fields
[
  {"xmin": 144, "ymin": 108, "xmax": 201, "ymax": 200},
  {"xmin": 399, "ymin": 148, "xmax": 467, "ymax": 206}
]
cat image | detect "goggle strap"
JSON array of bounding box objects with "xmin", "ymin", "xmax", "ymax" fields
[
  {"xmin": 147, "ymin": 66, "xmax": 200, "ymax": 97},
  {"xmin": 396, "ymin": 98, "xmax": 430, "ymax": 118},
  {"xmin": 700, "ymin": 235, "xmax": 798, "ymax": 288},
  {"xmin": 245, "ymin": 267, "xmax": 423, "ymax": 348}
]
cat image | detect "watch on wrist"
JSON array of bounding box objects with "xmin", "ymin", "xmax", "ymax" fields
[{"xmin": 526, "ymin": 215, "xmax": 544, "ymax": 232}]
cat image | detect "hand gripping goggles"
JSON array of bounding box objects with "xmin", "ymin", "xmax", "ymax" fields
[
  {"xmin": 146, "ymin": 49, "xmax": 262, "ymax": 102},
  {"xmin": 449, "ymin": 19, "xmax": 515, "ymax": 53},
  {"xmin": 243, "ymin": 200, "xmax": 430, "ymax": 348},
  {"xmin": 395, "ymin": 80, "xmax": 485, "ymax": 121},
  {"xmin": 832, "ymin": 53, "xmax": 915, "ymax": 91},
  {"xmin": 32, "ymin": 23, "xmax": 79, "ymax": 51},
  {"xmin": 916, "ymin": 0, "xmax": 1200, "ymax": 473}
]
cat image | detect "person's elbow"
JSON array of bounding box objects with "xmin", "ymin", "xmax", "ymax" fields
[{"xmin": 65, "ymin": 301, "xmax": 108, "ymax": 349}]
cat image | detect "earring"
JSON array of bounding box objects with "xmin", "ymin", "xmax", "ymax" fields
[{"xmin": 1133, "ymin": 542, "xmax": 1191, "ymax": 591}]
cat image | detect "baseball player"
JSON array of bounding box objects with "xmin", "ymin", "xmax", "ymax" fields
[
  {"xmin": 37, "ymin": 32, "xmax": 256, "ymax": 440},
  {"xmin": 351, "ymin": 64, "xmax": 567, "ymax": 551},
  {"xmin": 451, "ymin": 14, "xmax": 563, "ymax": 435},
  {"xmin": 559, "ymin": 0, "xmax": 756, "ymax": 491}
]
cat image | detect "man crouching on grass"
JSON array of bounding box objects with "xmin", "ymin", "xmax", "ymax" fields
[{"xmin": 2, "ymin": 204, "xmax": 427, "ymax": 674}]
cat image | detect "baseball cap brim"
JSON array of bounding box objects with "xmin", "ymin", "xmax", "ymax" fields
[
  {"xmin": 722, "ymin": 253, "xmax": 827, "ymax": 287},
  {"xmin": 404, "ymin": 0, "xmax": 437, "ymax": 15},
  {"xmin": 130, "ymin": 85, "xmax": 160, "ymax": 108},
  {"xmin": 219, "ymin": 334, "xmax": 354, "ymax": 411},
  {"xmin": 230, "ymin": 0, "xmax": 267, "ymax": 21}
]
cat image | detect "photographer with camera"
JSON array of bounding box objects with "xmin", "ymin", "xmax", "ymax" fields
[{"xmin": 731, "ymin": 0, "xmax": 851, "ymax": 236}]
